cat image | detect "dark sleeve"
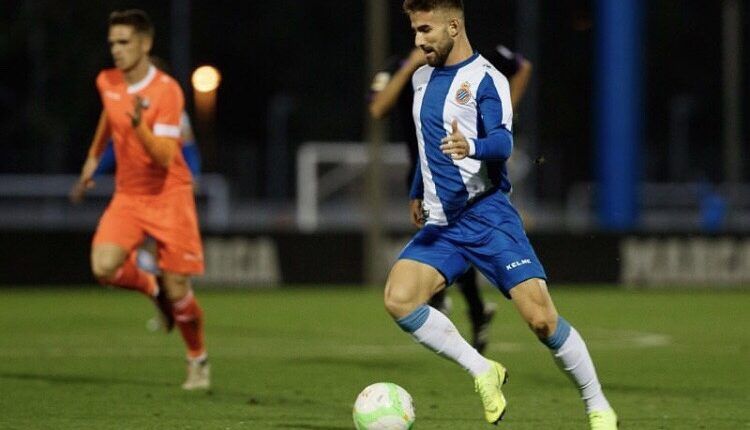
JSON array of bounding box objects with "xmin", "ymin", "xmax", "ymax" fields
[
  {"xmin": 93, "ymin": 141, "xmax": 116, "ymax": 176},
  {"xmin": 408, "ymin": 158, "xmax": 423, "ymax": 199},
  {"xmin": 471, "ymin": 73, "xmax": 513, "ymax": 160},
  {"xmin": 484, "ymin": 44, "xmax": 523, "ymax": 78},
  {"xmin": 181, "ymin": 141, "xmax": 201, "ymax": 178}
]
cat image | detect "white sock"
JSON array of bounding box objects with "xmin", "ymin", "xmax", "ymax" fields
[
  {"xmin": 547, "ymin": 317, "xmax": 611, "ymax": 413},
  {"xmin": 398, "ymin": 305, "xmax": 490, "ymax": 376}
]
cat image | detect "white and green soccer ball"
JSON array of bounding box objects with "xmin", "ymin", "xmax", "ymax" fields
[{"xmin": 352, "ymin": 382, "xmax": 415, "ymax": 430}]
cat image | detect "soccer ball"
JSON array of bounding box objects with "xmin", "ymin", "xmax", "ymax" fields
[{"xmin": 352, "ymin": 382, "xmax": 415, "ymax": 430}]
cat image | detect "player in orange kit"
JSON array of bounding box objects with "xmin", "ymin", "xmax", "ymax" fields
[{"xmin": 71, "ymin": 9, "xmax": 209, "ymax": 390}]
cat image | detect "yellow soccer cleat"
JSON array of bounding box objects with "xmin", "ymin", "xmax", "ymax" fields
[
  {"xmin": 473, "ymin": 360, "xmax": 508, "ymax": 424},
  {"xmin": 588, "ymin": 408, "xmax": 618, "ymax": 430}
]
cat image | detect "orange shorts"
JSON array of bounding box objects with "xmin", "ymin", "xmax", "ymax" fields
[{"xmin": 93, "ymin": 186, "xmax": 204, "ymax": 275}]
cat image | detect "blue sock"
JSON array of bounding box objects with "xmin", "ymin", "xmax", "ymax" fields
[
  {"xmin": 542, "ymin": 316, "xmax": 571, "ymax": 349},
  {"xmin": 396, "ymin": 305, "xmax": 430, "ymax": 333}
]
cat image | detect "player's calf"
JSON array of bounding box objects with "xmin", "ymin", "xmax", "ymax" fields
[
  {"xmin": 93, "ymin": 247, "xmax": 158, "ymax": 298},
  {"xmin": 152, "ymin": 276, "xmax": 175, "ymax": 332},
  {"xmin": 472, "ymin": 302, "xmax": 497, "ymax": 354}
]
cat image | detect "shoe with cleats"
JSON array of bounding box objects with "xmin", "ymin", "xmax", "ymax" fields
[
  {"xmin": 588, "ymin": 408, "xmax": 618, "ymax": 430},
  {"xmin": 182, "ymin": 358, "xmax": 211, "ymax": 391},
  {"xmin": 474, "ymin": 360, "xmax": 508, "ymax": 424}
]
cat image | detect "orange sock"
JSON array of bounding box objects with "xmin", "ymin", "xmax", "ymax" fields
[
  {"xmin": 108, "ymin": 254, "xmax": 158, "ymax": 297},
  {"xmin": 173, "ymin": 290, "xmax": 205, "ymax": 359}
]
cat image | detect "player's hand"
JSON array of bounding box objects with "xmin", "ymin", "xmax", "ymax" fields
[
  {"xmin": 69, "ymin": 156, "xmax": 98, "ymax": 204},
  {"xmin": 69, "ymin": 178, "xmax": 95, "ymax": 204},
  {"xmin": 440, "ymin": 119, "xmax": 469, "ymax": 160},
  {"xmin": 409, "ymin": 199, "xmax": 425, "ymax": 229},
  {"xmin": 406, "ymin": 48, "xmax": 427, "ymax": 69},
  {"xmin": 127, "ymin": 95, "xmax": 149, "ymax": 128}
]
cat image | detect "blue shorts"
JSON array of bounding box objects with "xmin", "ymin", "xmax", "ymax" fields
[{"xmin": 399, "ymin": 191, "xmax": 546, "ymax": 298}]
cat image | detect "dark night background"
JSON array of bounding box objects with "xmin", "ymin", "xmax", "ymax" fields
[{"xmin": 1, "ymin": 1, "xmax": 746, "ymax": 203}]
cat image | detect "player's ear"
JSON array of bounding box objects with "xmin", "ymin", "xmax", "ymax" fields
[
  {"xmin": 141, "ymin": 34, "xmax": 153, "ymax": 54},
  {"xmin": 448, "ymin": 18, "xmax": 460, "ymax": 37}
]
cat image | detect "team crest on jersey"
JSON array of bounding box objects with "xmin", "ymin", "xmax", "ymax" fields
[{"xmin": 455, "ymin": 81, "xmax": 472, "ymax": 105}]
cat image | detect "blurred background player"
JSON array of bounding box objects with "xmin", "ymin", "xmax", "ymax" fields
[
  {"xmin": 369, "ymin": 43, "xmax": 532, "ymax": 354},
  {"xmin": 82, "ymin": 56, "xmax": 203, "ymax": 279},
  {"xmin": 384, "ymin": 0, "xmax": 617, "ymax": 427},
  {"xmin": 92, "ymin": 55, "xmax": 202, "ymax": 189},
  {"xmin": 69, "ymin": 9, "xmax": 210, "ymax": 390}
]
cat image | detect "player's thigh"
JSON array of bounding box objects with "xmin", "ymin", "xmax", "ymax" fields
[
  {"xmin": 161, "ymin": 272, "xmax": 192, "ymax": 302},
  {"xmin": 509, "ymin": 278, "xmax": 559, "ymax": 337}
]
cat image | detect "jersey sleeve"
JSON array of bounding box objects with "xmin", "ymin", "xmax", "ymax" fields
[
  {"xmin": 95, "ymin": 71, "xmax": 106, "ymax": 94},
  {"xmin": 486, "ymin": 45, "xmax": 523, "ymax": 78},
  {"xmin": 469, "ymin": 72, "xmax": 514, "ymax": 160},
  {"xmin": 408, "ymin": 158, "xmax": 423, "ymax": 199},
  {"xmin": 93, "ymin": 141, "xmax": 116, "ymax": 176},
  {"xmin": 153, "ymin": 81, "xmax": 184, "ymax": 139}
]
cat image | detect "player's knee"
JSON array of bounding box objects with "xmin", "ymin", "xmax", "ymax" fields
[
  {"xmin": 91, "ymin": 254, "xmax": 122, "ymax": 280},
  {"xmin": 162, "ymin": 274, "xmax": 191, "ymax": 302},
  {"xmin": 383, "ymin": 280, "xmax": 419, "ymax": 319},
  {"xmin": 526, "ymin": 313, "xmax": 558, "ymax": 340}
]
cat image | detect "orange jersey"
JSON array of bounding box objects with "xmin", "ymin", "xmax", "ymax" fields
[{"xmin": 97, "ymin": 66, "xmax": 192, "ymax": 195}]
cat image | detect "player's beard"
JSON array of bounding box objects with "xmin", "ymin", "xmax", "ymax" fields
[{"xmin": 424, "ymin": 35, "xmax": 454, "ymax": 67}]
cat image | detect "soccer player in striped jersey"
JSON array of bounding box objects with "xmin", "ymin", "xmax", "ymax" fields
[
  {"xmin": 384, "ymin": 1, "xmax": 617, "ymax": 427},
  {"xmin": 370, "ymin": 44, "xmax": 532, "ymax": 354}
]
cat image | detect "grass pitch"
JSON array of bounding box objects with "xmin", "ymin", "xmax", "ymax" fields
[{"xmin": 0, "ymin": 286, "xmax": 748, "ymax": 429}]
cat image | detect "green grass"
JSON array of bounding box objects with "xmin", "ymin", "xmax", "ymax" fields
[{"xmin": 0, "ymin": 286, "xmax": 748, "ymax": 429}]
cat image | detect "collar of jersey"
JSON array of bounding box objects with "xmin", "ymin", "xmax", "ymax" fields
[
  {"xmin": 127, "ymin": 65, "xmax": 157, "ymax": 94},
  {"xmin": 436, "ymin": 51, "xmax": 479, "ymax": 72}
]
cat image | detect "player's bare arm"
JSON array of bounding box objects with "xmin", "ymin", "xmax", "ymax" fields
[
  {"xmin": 70, "ymin": 110, "xmax": 110, "ymax": 203},
  {"xmin": 509, "ymin": 57, "xmax": 532, "ymax": 110},
  {"xmin": 128, "ymin": 95, "xmax": 179, "ymax": 168},
  {"xmin": 439, "ymin": 119, "xmax": 470, "ymax": 160},
  {"xmin": 369, "ymin": 48, "xmax": 426, "ymax": 119}
]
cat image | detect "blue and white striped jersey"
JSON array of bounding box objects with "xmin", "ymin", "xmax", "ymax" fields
[{"xmin": 410, "ymin": 52, "xmax": 514, "ymax": 226}]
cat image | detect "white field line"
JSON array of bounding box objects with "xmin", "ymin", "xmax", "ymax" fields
[{"xmin": 0, "ymin": 329, "xmax": 669, "ymax": 359}]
